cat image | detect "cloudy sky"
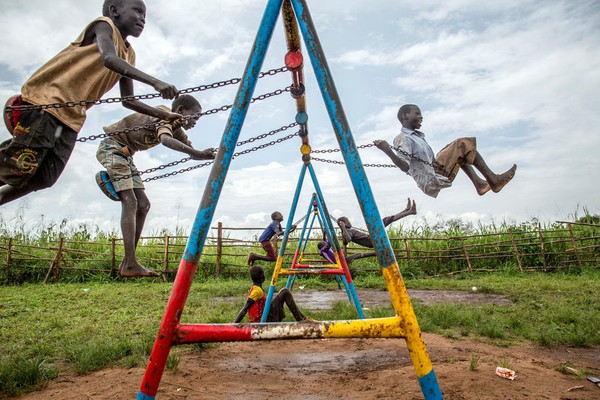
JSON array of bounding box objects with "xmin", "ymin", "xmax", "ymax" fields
[{"xmin": 0, "ymin": 0, "xmax": 598, "ymax": 238}]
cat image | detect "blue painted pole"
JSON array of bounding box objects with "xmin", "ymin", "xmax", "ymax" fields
[{"xmin": 137, "ymin": 1, "xmax": 284, "ymax": 398}]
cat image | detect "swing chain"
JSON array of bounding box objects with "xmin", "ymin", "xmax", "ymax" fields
[
  {"xmin": 108, "ymin": 128, "xmax": 300, "ymax": 183},
  {"xmin": 311, "ymin": 157, "xmax": 396, "ymax": 168},
  {"xmin": 143, "ymin": 130, "xmax": 300, "ymax": 181},
  {"xmin": 312, "ymin": 142, "xmax": 435, "ymax": 167},
  {"xmin": 7, "ymin": 66, "xmax": 289, "ymax": 112},
  {"xmin": 233, "ymin": 131, "xmax": 299, "ymax": 158},
  {"xmin": 77, "ymin": 86, "xmax": 292, "ymax": 143},
  {"xmin": 237, "ymin": 122, "xmax": 298, "ymax": 146}
]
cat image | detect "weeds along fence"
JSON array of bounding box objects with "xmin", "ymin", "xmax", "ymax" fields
[{"xmin": 1, "ymin": 221, "xmax": 598, "ymax": 283}]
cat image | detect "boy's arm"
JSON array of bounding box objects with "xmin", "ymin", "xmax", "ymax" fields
[
  {"xmin": 92, "ymin": 21, "xmax": 180, "ymax": 119},
  {"xmin": 233, "ymin": 298, "xmax": 255, "ymax": 323},
  {"xmin": 159, "ymin": 134, "xmax": 216, "ymax": 160},
  {"xmin": 373, "ymin": 140, "xmax": 410, "ymax": 173}
]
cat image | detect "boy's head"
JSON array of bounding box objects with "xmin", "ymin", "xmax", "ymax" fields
[
  {"xmin": 249, "ymin": 265, "xmax": 265, "ymax": 285},
  {"xmin": 338, "ymin": 216, "xmax": 352, "ymax": 228},
  {"xmin": 317, "ymin": 241, "xmax": 326, "ymax": 250},
  {"xmin": 397, "ymin": 104, "xmax": 422, "ymax": 130},
  {"xmin": 103, "ymin": 0, "xmax": 147, "ymax": 39},
  {"xmin": 271, "ymin": 211, "xmax": 284, "ymax": 222},
  {"xmin": 172, "ymin": 95, "xmax": 202, "ymax": 129}
]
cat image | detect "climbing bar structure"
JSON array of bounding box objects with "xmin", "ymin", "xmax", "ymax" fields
[{"xmin": 137, "ymin": 1, "xmax": 443, "ymax": 399}]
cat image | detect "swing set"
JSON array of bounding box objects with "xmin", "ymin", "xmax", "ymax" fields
[{"xmin": 134, "ymin": 0, "xmax": 444, "ymax": 398}]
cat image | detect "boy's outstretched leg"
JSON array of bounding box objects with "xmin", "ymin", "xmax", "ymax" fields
[
  {"xmin": 472, "ymin": 152, "xmax": 517, "ymax": 193},
  {"xmin": 461, "ymin": 165, "xmax": 491, "ymax": 195},
  {"xmin": 382, "ymin": 197, "xmax": 417, "ymax": 226},
  {"xmin": 118, "ymin": 189, "xmax": 158, "ymax": 278},
  {"xmin": 271, "ymin": 288, "xmax": 308, "ymax": 322},
  {"xmin": 0, "ymin": 185, "xmax": 35, "ymax": 206}
]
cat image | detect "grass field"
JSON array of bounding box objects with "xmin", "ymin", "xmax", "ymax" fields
[{"xmin": 1, "ymin": 269, "xmax": 599, "ymax": 397}]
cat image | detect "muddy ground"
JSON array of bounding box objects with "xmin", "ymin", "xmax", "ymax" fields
[{"xmin": 11, "ymin": 289, "xmax": 600, "ymax": 399}]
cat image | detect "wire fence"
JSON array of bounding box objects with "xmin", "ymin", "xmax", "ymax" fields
[{"xmin": 1, "ymin": 221, "xmax": 598, "ymax": 283}]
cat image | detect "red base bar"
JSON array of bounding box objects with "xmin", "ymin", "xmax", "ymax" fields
[{"xmin": 176, "ymin": 323, "xmax": 253, "ymax": 343}]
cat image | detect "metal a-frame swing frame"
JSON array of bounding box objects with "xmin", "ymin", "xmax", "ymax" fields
[
  {"xmin": 261, "ymin": 163, "xmax": 366, "ymax": 321},
  {"xmin": 137, "ymin": 0, "xmax": 443, "ymax": 399}
]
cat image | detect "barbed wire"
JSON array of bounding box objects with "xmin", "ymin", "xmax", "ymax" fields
[{"xmin": 7, "ymin": 66, "xmax": 288, "ymax": 112}]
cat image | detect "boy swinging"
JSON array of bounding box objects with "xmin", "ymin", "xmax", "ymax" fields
[{"xmin": 374, "ymin": 104, "xmax": 517, "ymax": 198}]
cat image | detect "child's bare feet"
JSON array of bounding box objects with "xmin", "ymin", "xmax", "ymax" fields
[
  {"xmin": 404, "ymin": 197, "xmax": 417, "ymax": 215},
  {"xmin": 120, "ymin": 261, "xmax": 160, "ymax": 278},
  {"xmin": 491, "ymin": 164, "xmax": 517, "ymax": 193},
  {"xmin": 476, "ymin": 182, "xmax": 491, "ymax": 196}
]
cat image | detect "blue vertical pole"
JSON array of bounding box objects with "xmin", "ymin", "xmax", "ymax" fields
[{"xmin": 137, "ymin": 1, "xmax": 284, "ymax": 398}]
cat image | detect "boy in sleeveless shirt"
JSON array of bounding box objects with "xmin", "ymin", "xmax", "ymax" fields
[{"xmin": 0, "ymin": 0, "xmax": 180, "ymax": 205}]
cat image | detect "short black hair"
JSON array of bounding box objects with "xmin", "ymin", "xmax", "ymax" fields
[
  {"xmin": 172, "ymin": 95, "xmax": 201, "ymax": 113},
  {"xmin": 337, "ymin": 216, "xmax": 351, "ymax": 227},
  {"xmin": 249, "ymin": 265, "xmax": 265, "ymax": 285},
  {"xmin": 397, "ymin": 104, "xmax": 418, "ymax": 123},
  {"xmin": 102, "ymin": 0, "xmax": 124, "ymax": 17},
  {"xmin": 271, "ymin": 211, "xmax": 283, "ymax": 221},
  {"xmin": 317, "ymin": 241, "xmax": 326, "ymax": 250}
]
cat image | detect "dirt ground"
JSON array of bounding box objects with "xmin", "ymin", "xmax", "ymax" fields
[{"xmin": 12, "ymin": 289, "xmax": 600, "ymax": 400}]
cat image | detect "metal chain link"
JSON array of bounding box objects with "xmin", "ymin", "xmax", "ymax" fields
[
  {"xmin": 312, "ymin": 142, "xmax": 434, "ymax": 167},
  {"xmin": 105, "ymin": 125, "xmax": 299, "ymax": 183},
  {"xmin": 142, "ymin": 130, "xmax": 300, "ymax": 182},
  {"xmin": 7, "ymin": 66, "xmax": 288, "ymax": 112},
  {"xmin": 311, "ymin": 157, "xmax": 396, "ymax": 168},
  {"xmin": 77, "ymin": 86, "xmax": 292, "ymax": 143}
]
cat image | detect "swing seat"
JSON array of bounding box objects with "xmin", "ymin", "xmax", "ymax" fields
[
  {"xmin": 95, "ymin": 171, "xmax": 120, "ymax": 201},
  {"xmin": 3, "ymin": 94, "xmax": 22, "ymax": 135}
]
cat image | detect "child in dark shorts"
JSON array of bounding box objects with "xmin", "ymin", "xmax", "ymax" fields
[
  {"xmin": 0, "ymin": 0, "xmax": 180, "ymax": 206},
  {"xmin": 233, "ymin": 265, "xmax": 310, "ymax": 323}
]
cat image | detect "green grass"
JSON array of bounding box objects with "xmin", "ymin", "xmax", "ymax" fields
[{"xmin": 0, "ymin": 270, "xmax": 599, "ymax": 396}]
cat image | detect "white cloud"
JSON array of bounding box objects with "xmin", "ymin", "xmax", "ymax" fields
[{"xmin": 1, "ymin": 0, "xmax": 599, "ymax": 243}]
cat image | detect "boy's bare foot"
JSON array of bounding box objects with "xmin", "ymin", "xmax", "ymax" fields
[
  {"xmin": 120, "ymin": 262, "xmax": 160, "ymax": 278},
  {"xmin": 404, "ymin": 197, "xmax": 417, "ymax": 215},
  {"xmin": 247, "ymin": 253, "xmax": 257, "ymax": 266},
  {"xmin": 491, "ymin": 164, "xmax": 517, "ymax": 193},
  {"xmin": 476, "ymin": 182, "xmax": 491, "ymax": 196}
]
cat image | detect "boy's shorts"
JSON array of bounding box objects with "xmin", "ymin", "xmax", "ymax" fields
[
  {"xmin": 96, "ymin": 138, "xmax": 144, "ymax": 192},
  {"xmin": 260, "ymin": 241, "xmax": 277, "ymax": 261},
  {"xmin": 435, "ymin": 137, "xmax": 477, "ymax": 181},
  {"xmin": 0, "ymin": 105, "xmax": 77, "ymax": 190}
]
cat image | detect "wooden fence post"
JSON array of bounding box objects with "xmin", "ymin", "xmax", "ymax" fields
[
  {"xmin": 403, "ymin": 238, "xmax": 411, "ymax": 261},
  {"xmin": 537, "ymin": 223, "xmax": 548, "ymax": 271},
  {"xmin": 44, "ymin": 237, "xmax": 64, "ymax": 284},
  {"xmin": 162, "ymin": 234, "xmax": 170, "ymax": 281},
  {"xmin": 111, "ymin": 238, "xmax": 117, "ymax": 277},
  {"xmin": 566, "ymin": 223, "xmax": 582, "ymax": 269},
  {"xmin": 5, "ymin": 237, "xmax": 12, "ymax": 279},
  {"xmin": 508, "ymin": 229, "xmax": 523, "ymax": 272},
  {"xmin": 460, "ymin": 237, "xmax": 473, "ymax": 272},
  {"xmin": 216, "ymin": 222, "xmax": 223, "ymax": 277}
]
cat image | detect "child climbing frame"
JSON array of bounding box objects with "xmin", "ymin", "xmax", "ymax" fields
[
  {"xmin": 136, "ymin": 1, "xmax": 443, "ymax": 399},
  {"xmin": 260, "ymin": 164, "xmax": 365, "ymax": 321}
]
